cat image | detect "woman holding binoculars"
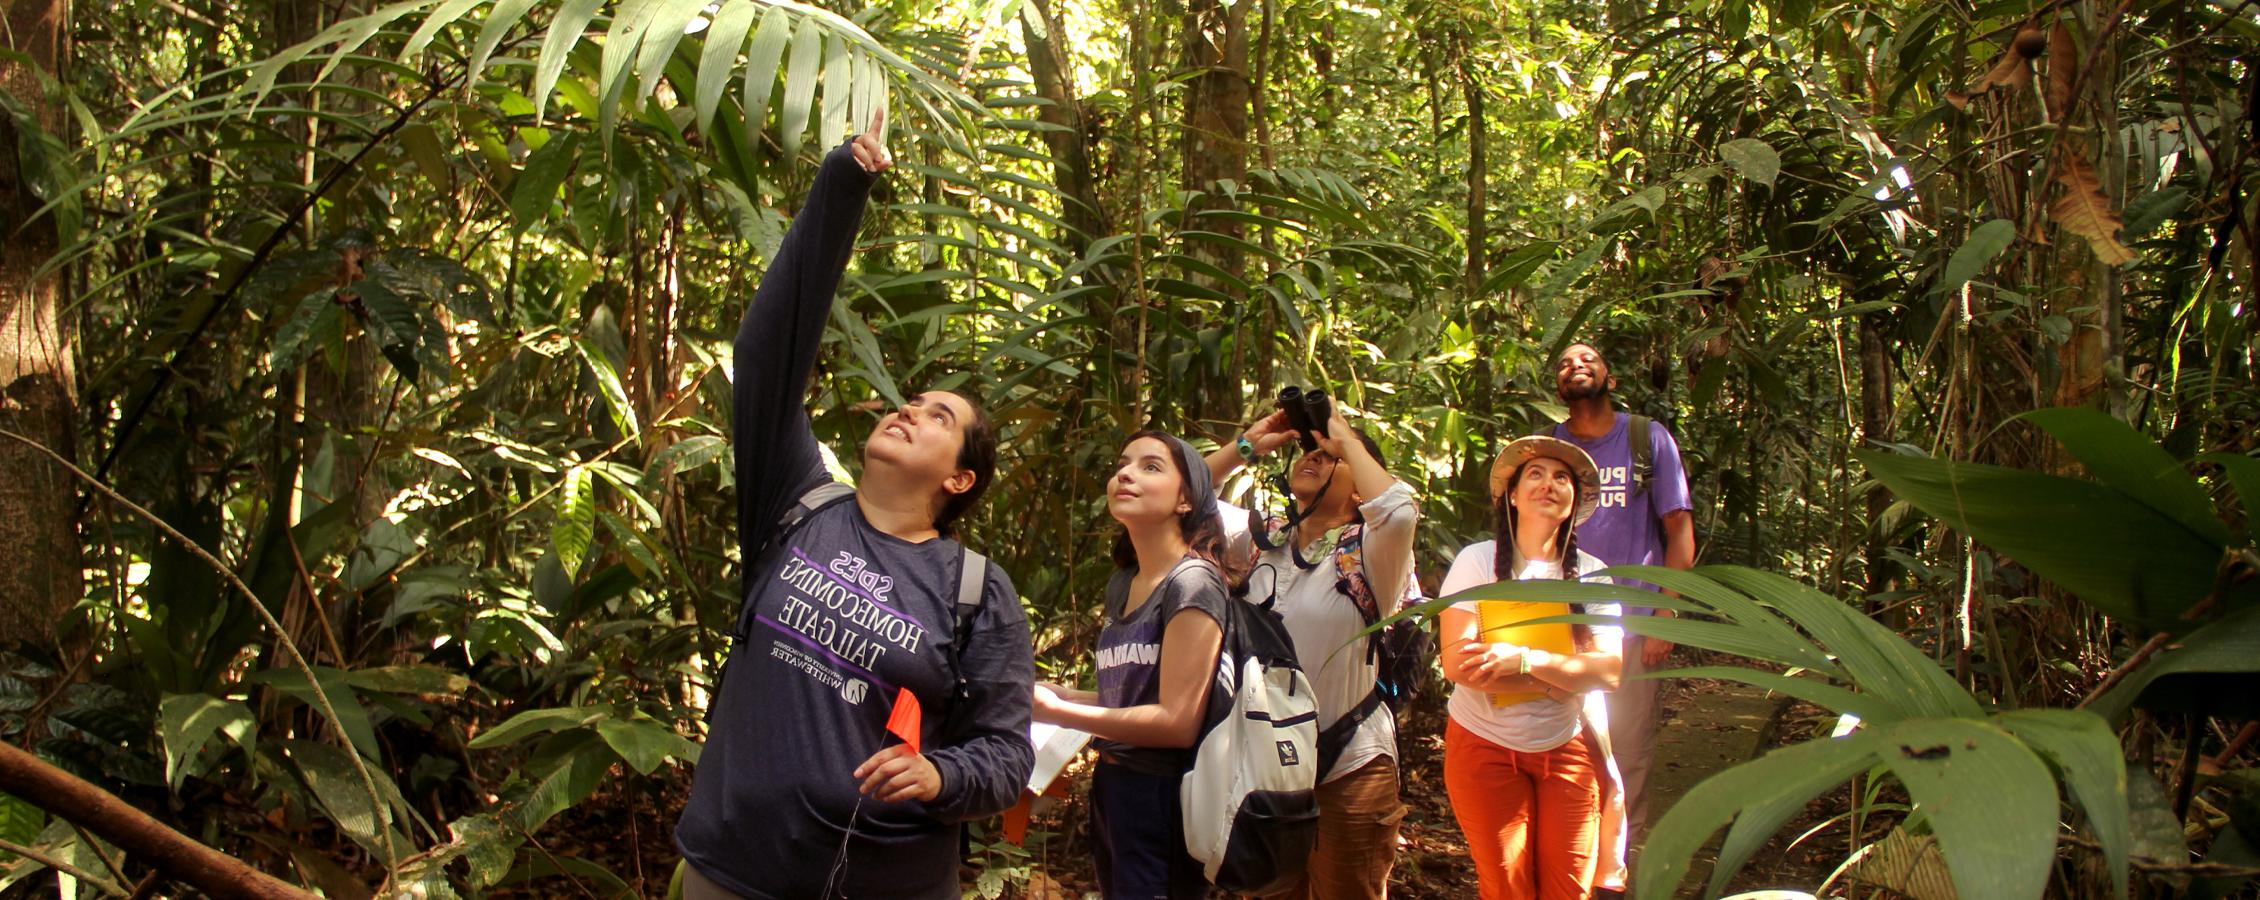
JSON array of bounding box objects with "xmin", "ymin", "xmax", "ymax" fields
[{"xmin": 1202, "ymin": 390, "xmax": 1419, "ymax": 900}]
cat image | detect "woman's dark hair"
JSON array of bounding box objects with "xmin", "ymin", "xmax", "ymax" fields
[
  {"xmin": 1491, "ymin": 458, "xmax": 1593, "ymax": 651},
  {"xmin": 933, "ymin": 390, "xmax": 997, "ymax": 536},
  {"xmin": 1110, "ymin": 429, "xmax": 1244, "ymax": 587}
]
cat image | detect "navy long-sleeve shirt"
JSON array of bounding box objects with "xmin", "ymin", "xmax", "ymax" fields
[{"xmin": 675, "ymin": 140, "xmax": 1036, "ymax": 899}]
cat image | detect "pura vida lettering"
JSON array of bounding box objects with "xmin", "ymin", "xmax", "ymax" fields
[
  {"xmin": 1596, "ymin": 465, "xmax": 1634, "ymax": 509},
  {"xmin": 769, "ymin": 550, "xmax": 928, "ymax": 673}
]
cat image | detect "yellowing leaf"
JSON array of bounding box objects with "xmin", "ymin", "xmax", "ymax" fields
[{"xmin": 2048, "ymin": 150, "xmax": 2137, "ymax": 265}]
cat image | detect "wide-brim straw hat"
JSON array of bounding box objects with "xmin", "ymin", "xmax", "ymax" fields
[{"xmin": 1489, "ymin": 434, "xmax": 1603, "ymax": 527}]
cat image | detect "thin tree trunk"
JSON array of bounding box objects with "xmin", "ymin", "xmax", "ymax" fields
[
  {"xmin": 1022, "ymin": 0, "xmax": 1106, "ymax": 255},
  {"xmin": 1859, "ymin": 313, "xmax": 1894, "ymax": 601},
  {"xmin": 1460, "ymin": 46, "xmax": 1494, "ymax": 501},
  {"xmin": 1179, "ymin": 0, "xmax": 1249, "ymax": 425},
  {"xmin": 0, "ymin": 0, "xmax": 80, "ymax": 652}
]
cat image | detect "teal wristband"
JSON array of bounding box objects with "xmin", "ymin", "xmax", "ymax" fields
[{"xmin": 1236, "ymin": 435, "xmax": 1258, "ymax": 462}]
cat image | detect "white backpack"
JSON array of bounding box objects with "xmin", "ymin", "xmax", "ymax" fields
[{"xmin": 1179, "ymin": 581, "xmax": 1321, "ymax": 893}]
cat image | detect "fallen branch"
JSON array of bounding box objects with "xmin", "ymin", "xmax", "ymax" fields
[
  {"xmin": 0, "ymin": 742, "xmax": 315, "ymax": 900},
  {"xmin": 0, "ymin": 835, "xmax": 127, "ymax": 895}
]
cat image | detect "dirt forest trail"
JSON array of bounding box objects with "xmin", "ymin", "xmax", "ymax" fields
[{"xmin": 550, "ymin": 671, "xmax": 1828, "ymax": 899}]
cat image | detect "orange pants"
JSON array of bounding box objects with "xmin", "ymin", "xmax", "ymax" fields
[{"xmin": 1443, "ymin": 719, "xmax": 1605, "ymax": 900}]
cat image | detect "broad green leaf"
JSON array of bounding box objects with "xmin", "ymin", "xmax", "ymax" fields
[
  {"xmin": 448, "ymin": 812, "xmax": 521, "ymax": 888},
  {"xmin": 1700, "ymin": 565, "xmax": 1981, "ymax": 720},
  {"xmin": 344, "ymin": 665, "xmax": 472, "ymax": 697},
  {"xmin": 2089, "ymin": 605, "xmax": 2260, "ymax": 723},
  {"xmin": 1858, "ymin": 450, "xmax": 2220, "ymax": 629},
  {"xmin": 2124, "ymin": 764, "xmax": 2186, "ymax": 866},
  {"xmin": 466, "ymin": 0, "xmax": 543, "ymax": 80},
  {"xmin": 2122, "ymin": 186, "xmax": 2188, "ymax": 240},
  {"xmin": 530, "ymin": 0, "xmax": 607, "ymax": 122},
  {"xmin": 1592, "ymin": 566, "xmax": 1840, "ymax": 677},
  {"xmin": 0, "ymin": 793, "xmax": 40, "ymax": 852},
  {"xmin": 645, "ymin": 434, "xmax": 728, "ymax": 479},
  {"xmin": 1938, "ymin": 218, "xmax": 2015, "ymax": 296},
  {"xmin": 1537, "ymin": 238, "xmax": 1614, "ymax": 361},
  {"xmin": 284, "ymin": 739, "xmax": 394, "ymax": 852},
  {"xmin": 1708, "ymin": 726, "xmax": 1875, "ymax": 896},
  {"xmin": 500, "ymin": 853, "xmax": 636, "ymax": 897},
  {"xmin": 1877, "ymin": 719, "xmax": 2057, "ymax": 900},
  {"xmin": 778, "ymin": 16, "xmax": 824, "ymax": 153},
  {"xmin": 251, "ymin": 666, "xmax": 381, "ymax": 762},
  {"xmin": 1634, "ymin": 730, "xmax": 1883, "ymax": 899},
  {"xmin": 2020, "ymin": 408, "xmax": 2228, "ymax": 546},
  {"xmin": 2201, "ymin": 452, "xmax": 2260, "ymax": 541},
  {"xmin": 632, "ymin": 0, "xmax": 712, "ymax": 106},
  {"xmin": 820, "ymin": 35, "xmax": 852, "ymax": 148},
  {"xmin": 466, "ymin": 706, "xmax": 606, "ymax": 750},
  {"xmin": 505, "ymin": 731, "xmax": 617, "ymax": 834},
  {"xmin": 399, "ymin": 0, "xmax": 490, "ymax": 60},
  {"xmin": 2192, "ymin": 823, "xmax": 2260, "ymax": 900},
  {"xmin": 575, "ymin": 337, "xmax": 641, "ymax": 437},
  {"xmin": 1658, "ymin": 666, "xmax": 1891, "ymax": 723},
  {"xmin": 594, "ymin": 718, "xmax": 700, "ymax": 774},
  {"xmin": 695, "ymin": 0, "xmax": 760, "ymax": 134},
  {"xmin": 595, "ymin": 0, "xmax": 666, "ymax": 141},
  {"xmin": 159, "ymin": 693, "xmax": 255, "ymax": 790},
  {"xmin": 740, "ymin": 5, "xmax": 793, "ymax": 148},
  {"xmin": 1719, "ymin": 137, "xmax": 1781, "ymax": 186},
  {"xmin": 1994, "ymin": 708, "xmax": 2130, "ymax": 899},
  {"xmin": 553, "ymin": 466, "xmax": 595, "ymax": 575}
]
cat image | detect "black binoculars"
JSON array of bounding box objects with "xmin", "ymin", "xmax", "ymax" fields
[{"xmin": 1277, "ymin": 386, "xmax": 1334, "ymax": 452}]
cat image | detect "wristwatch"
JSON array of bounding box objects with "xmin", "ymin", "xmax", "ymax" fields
[{"xmin": 1236, "ymin": 435, "xmax": 1258, "ymax": 462}]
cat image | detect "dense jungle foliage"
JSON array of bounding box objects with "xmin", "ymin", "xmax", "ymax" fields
[{"xmin": 0, "ymin": 0, "xmax": 2256, "ymax": 896}]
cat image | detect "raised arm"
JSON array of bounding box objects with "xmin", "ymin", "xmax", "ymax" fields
[{"xmin": 734, "ymin": 114, "xmax": 892, "ymax": 566}]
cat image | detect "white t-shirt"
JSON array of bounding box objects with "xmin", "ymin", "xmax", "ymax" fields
[
  {"xmin": 1221, "ymin": 480, "xmax": 1420, "ymax": 783},
  {"xmin": 1440, "ymin": 540, "xmax": 1622, "ymax": 753}
]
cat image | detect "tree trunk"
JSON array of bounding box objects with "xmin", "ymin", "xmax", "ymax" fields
[
  {"xmin": 0, "ymin": 0, "xmax": 80, "ymax": 652},
  {"xmin": 1858, "ymin": 313, "xmax": 1894, "ymax": 601},
  {"xmin": 1022, "ymin": 0, "xmax": 1107, "ymax": 255},
  {"xmin": 1178, "ymin": 0, "xmax": 1249, "ymax": 425},
  {"xmin": 2044, "ymin": 11, "xmax": 2121, "ymax": 422},
  {"xmin": 1459, "ymin": 48, "xmax": 1495, "ymax": 503}
]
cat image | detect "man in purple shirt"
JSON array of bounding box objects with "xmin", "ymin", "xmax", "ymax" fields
[{"xmin": 1548, "ymin": 342, "xmax": 1696, "ymax": 853}]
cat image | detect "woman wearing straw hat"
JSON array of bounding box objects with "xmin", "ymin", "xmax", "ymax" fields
[{"xmin": 1436, "ymin": 435, "xmax": 1630, "ymax": 900}]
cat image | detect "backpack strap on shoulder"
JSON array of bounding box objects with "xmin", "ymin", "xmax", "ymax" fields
[
  {"xmin": 1628, "ymin": 415, "xmax": 1654, "ymax": 503},
  {"xmin": 782, "ymin": 480, "xmax": 857, "ymax": 533},
  {"xmin": 947, "ymin": 548, "xmax": 989, "ymax": 699},
  {"xmin": 954, "ymin": 548, "xmax": 988, "ymax": 652}
]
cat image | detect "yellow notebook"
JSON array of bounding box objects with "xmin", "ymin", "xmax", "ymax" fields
[{"xmin": 1476, "ymin": 600, "xmax": 1577, "ymax": 707}]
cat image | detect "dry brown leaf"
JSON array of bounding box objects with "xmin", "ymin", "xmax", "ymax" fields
[
  {"xmin": 2049, "ymin": 149, "xmax": 2138, "ymax": 265},
  {"xmin": 2046, "ymin": 20, "xmax": 2077, "ymax": 120},
  {"xmin": 1849, "ymin": 828, "xmax": 1958, "ymax": 900},
  {"xmin": 1965, "ymin": 49, "xmax": 2033, "ymax": 97},
  {"xmin": 1023, "ymin": 869, "xmax": 1069, "ymax": 900},
  {"xmin": 1945, "ymin": 90, "xmax": 1972, "ymax": 110}
]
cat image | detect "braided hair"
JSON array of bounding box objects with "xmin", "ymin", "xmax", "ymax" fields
[{"xmin": 1491, "ymin": 458, "xmax": 1594, "ymax": 652}]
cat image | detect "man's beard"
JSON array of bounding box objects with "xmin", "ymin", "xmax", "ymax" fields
[{"xmin": 1558, "ymin": 379, "xmax": 1610, "ymax": 402}]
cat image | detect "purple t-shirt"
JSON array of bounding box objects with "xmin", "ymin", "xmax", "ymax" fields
[{"xmin": 1553, "ymin": 412, "xmax": 1692, "ymax": 612}]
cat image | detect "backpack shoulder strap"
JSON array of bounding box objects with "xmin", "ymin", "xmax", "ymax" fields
[
  {"xmin": 1627, "ymin": 415, "xmax": 1654, "ymax": 501},
  {"xmin": 781, "ymin": 480, "xmax": 856, "ymax": 533},
  {"xmin": 954, "ymin": 548, "xmax": 988, "ymax": 651}
]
